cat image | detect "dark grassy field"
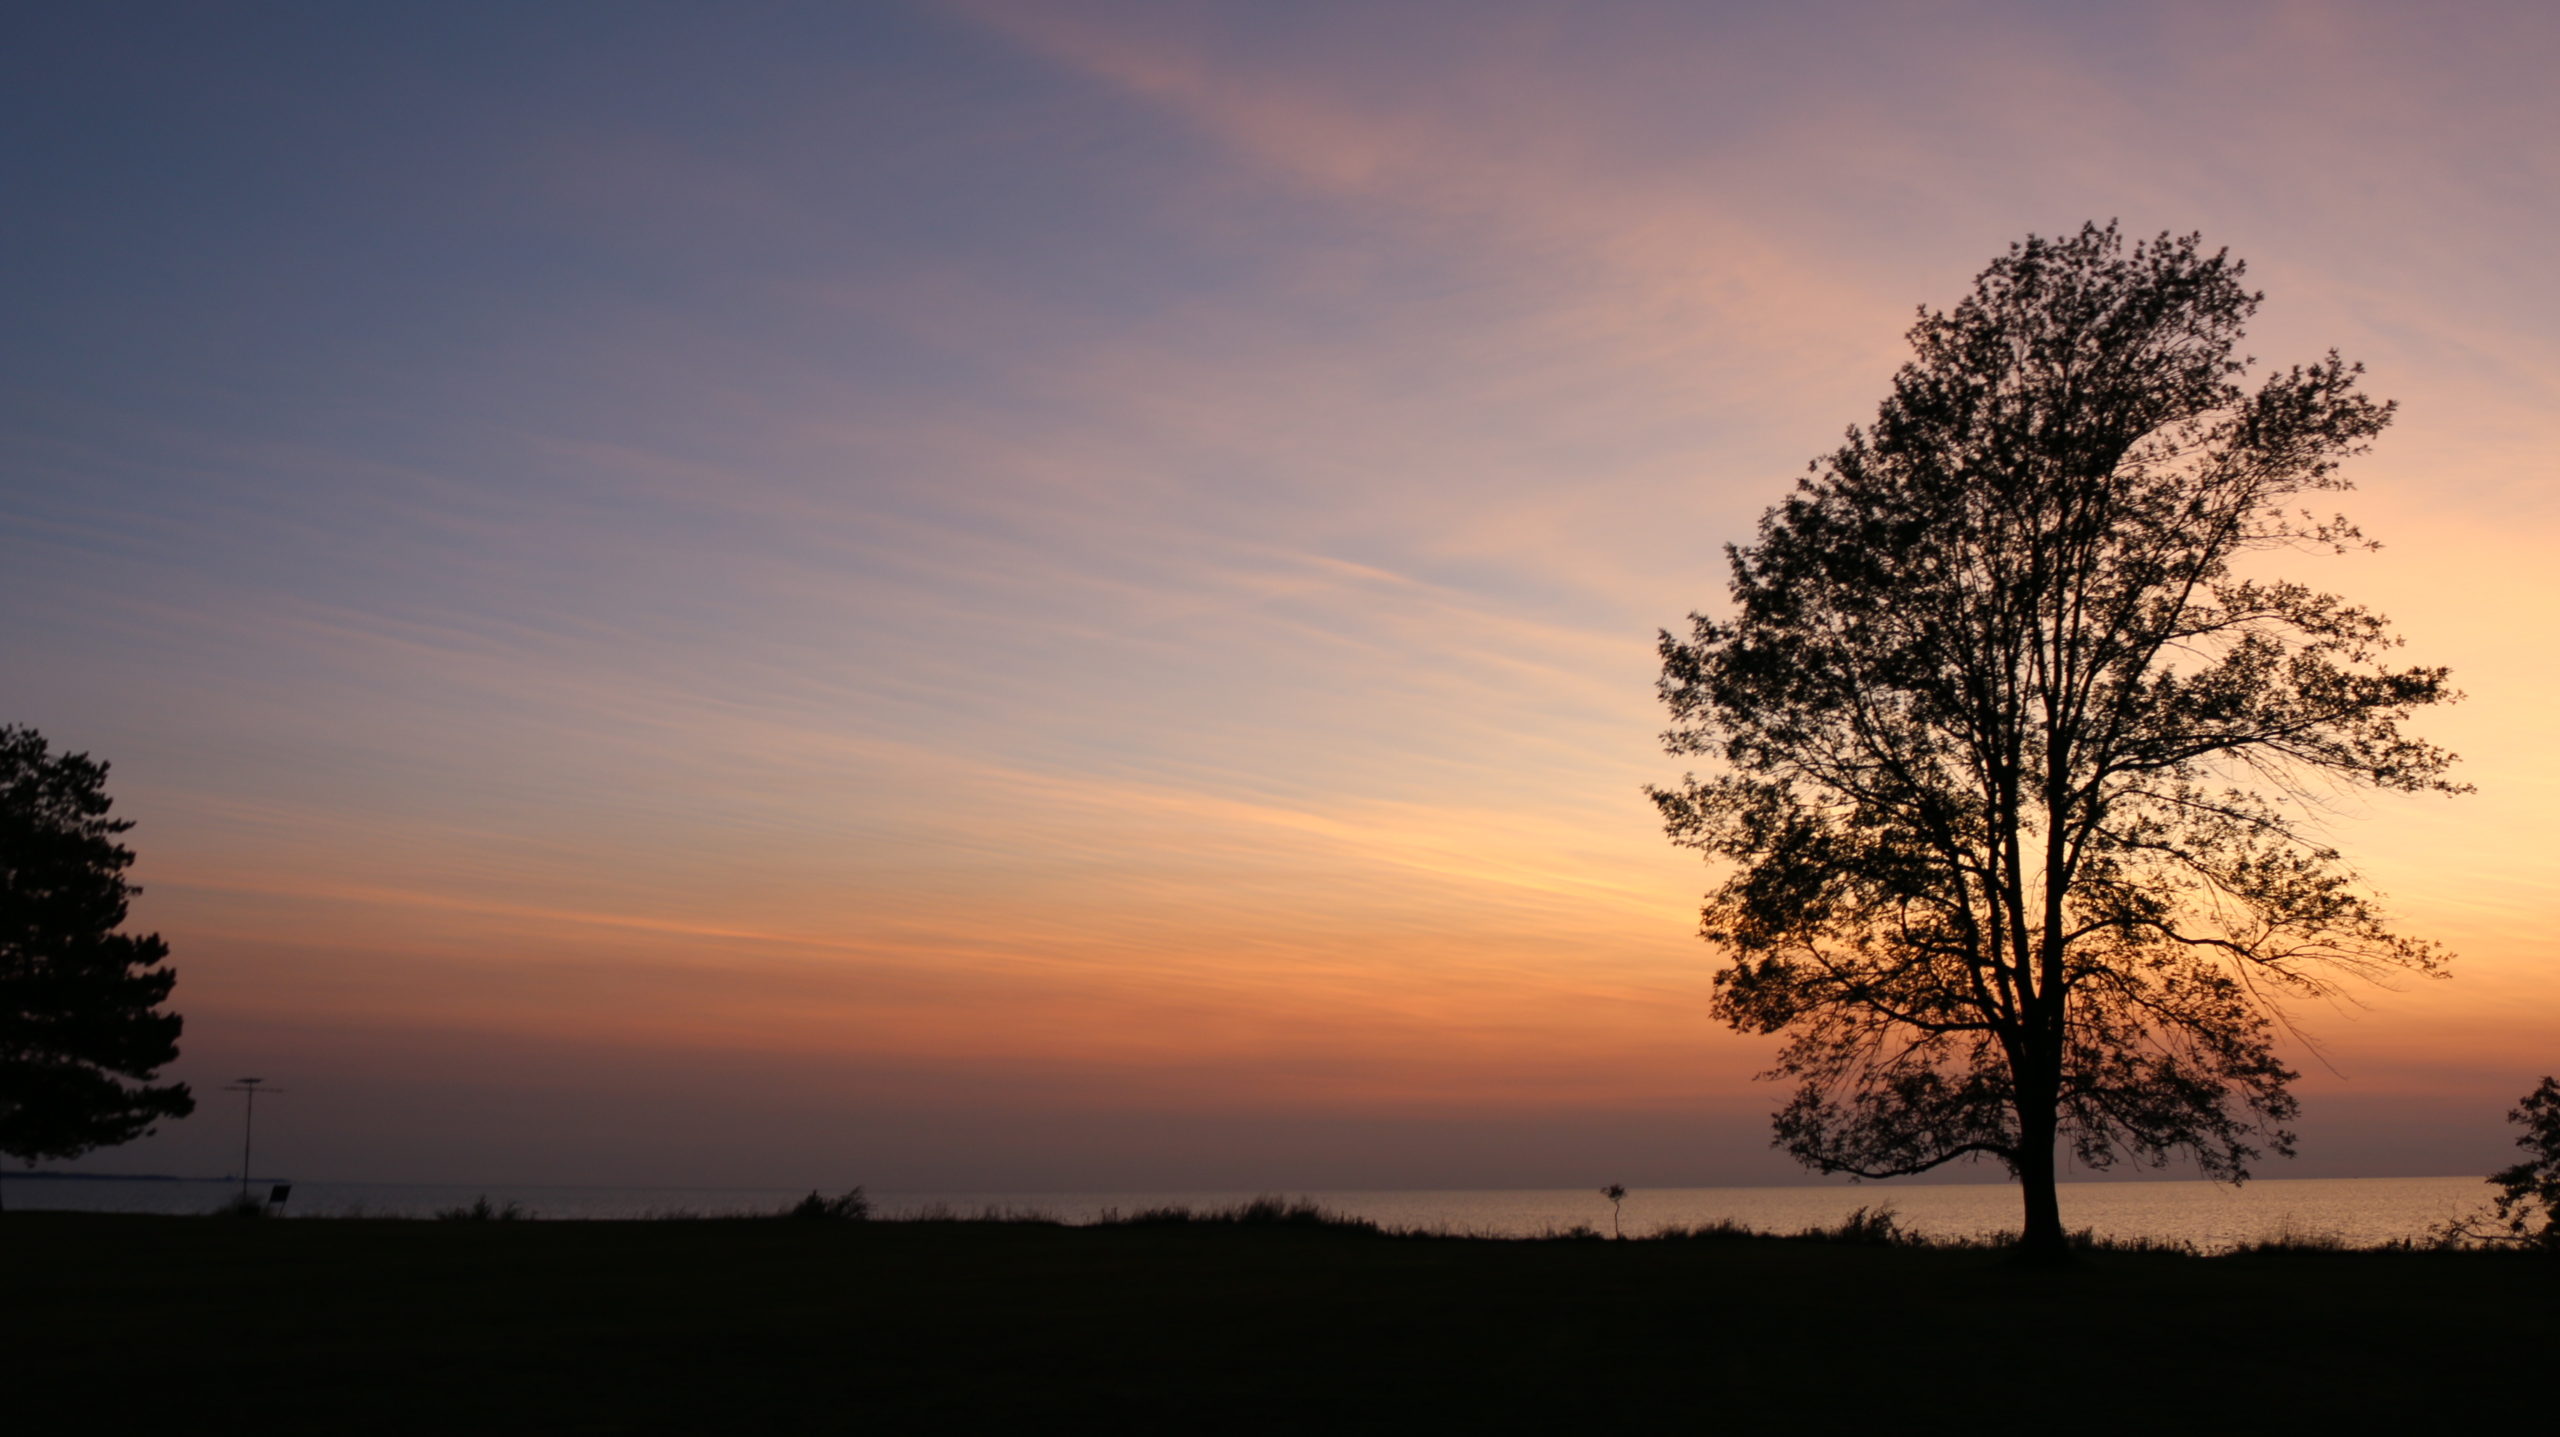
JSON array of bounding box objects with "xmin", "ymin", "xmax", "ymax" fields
[{"xmin": 8, "ymin": 1210, "xmax": 2549, "ymax": 1433}]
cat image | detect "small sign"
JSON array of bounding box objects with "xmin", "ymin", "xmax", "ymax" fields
[{"xmin": 267, "ymin": 1184, "xmax": 292, "ymax": 1206}]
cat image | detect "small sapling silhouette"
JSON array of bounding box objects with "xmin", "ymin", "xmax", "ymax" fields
[{"xmin": 1600, "ymin": 1183, "xmax": 1628, "ymax": 1239}]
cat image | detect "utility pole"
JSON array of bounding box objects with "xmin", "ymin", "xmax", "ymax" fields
[{"xmin": 222, "ymin": 1078, "xmax": 283, "ymax": 1197}]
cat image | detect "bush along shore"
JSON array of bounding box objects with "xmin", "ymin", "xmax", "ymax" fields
[{"xmin": 9, "ymin": 1198, "xmax": 2550, "ymax": 1434}]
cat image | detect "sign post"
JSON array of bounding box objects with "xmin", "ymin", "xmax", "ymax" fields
[{"xmin": 222, "ymin": 1078, "xmax": 284, "ymax": 1198}]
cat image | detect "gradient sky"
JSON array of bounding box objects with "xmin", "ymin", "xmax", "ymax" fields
[{"xmin": 5, "ymin": 1, "xmax": 2554, "ymax": 1190}]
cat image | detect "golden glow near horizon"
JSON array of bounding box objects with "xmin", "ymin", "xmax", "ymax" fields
[{"xmin": 4, "ymin": 1, "xmax": 2552, "ymax": 1187}]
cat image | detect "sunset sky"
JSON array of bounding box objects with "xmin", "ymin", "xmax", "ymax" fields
[{"xmin": 6, "ymin": 1, "xmax": 2554, "ymax": 1191}]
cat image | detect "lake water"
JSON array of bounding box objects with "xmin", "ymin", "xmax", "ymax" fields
[{"xmin": 4, "ymin": 1173, "xmax": 2495, "ymax": 1251}]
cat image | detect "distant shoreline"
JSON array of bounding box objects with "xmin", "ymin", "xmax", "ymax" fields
[{"xmin": 5, "ymin": 1171, "xmax": 193, "ymax": 1182}]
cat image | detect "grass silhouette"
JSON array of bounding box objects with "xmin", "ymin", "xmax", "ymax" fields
[
  {"xmin": 4, "ymin": 1209, "xmax": 2547, "ymax": 1431},
  {"xmin": 1094, "ymin": 1195, "xmax": 1378, "ymax": 1231},
  {"xmin": 433, "ymin": 1194, "xmax": 530, "ymax": 1222}
]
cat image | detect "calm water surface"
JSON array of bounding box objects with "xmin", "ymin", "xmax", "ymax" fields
[{"xmin": 7, "ymin": 1174, "xmax": 2490, "ymax": 1251}]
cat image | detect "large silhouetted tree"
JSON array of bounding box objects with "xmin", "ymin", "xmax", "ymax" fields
[
  {"xmin": 1651, "ymin": 224, "xmax": 2462, "ymax": 1256},
  {"xmin": 1, "ymin": 725, "xmax": 193, "ymax": 1178}
]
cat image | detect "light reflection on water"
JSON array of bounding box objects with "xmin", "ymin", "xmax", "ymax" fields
[{"xmin": 5, "ymin": 1174, "xmax": 2490, "ymax": 1251}]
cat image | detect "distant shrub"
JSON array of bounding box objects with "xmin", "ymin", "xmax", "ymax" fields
[
  {"xmin": 1647, "ymin": 1218, "xmax": 1761, "ymax": 1242},
  {"xmin": 435, "ymin": 1195, "xmax": 529, "ymax": 1222},
  {"xmin": 1795, "ymin": 1205, "xmax": 1910, "ymax": 1246},
  {"xmin": 2065, "ymin": 1228, "xmax": 2199, "ymax": 1257},
  {"xmin": 784, "ymin": 1187, "xmax": 872, "ymax": 1222},
  {"xmin": 1649, "ymin": 1209, "xmax": 2192, "ymax": 1252},
  {"xmin": 1095, "ymin": 1196, "xmax": 1377, "ymax": 1233},
  {"xmin": 2229, "ymin": 1217, "xmax": 2353, "ymax": 1255},
  {"xmin": 1639, "ymin": 1206, "xmax": 1921, "ymax": 1246},
  {"xmin": 1234, "ymin": 1196, "xmax": 1361, "ymax": 1228},
  {"xmin": 211, "ymin": 1192, "xmax": 269, "ymax": 1220}
]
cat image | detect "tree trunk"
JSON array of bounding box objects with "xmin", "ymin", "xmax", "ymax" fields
[{"xmin": 2014, "ymin": 1091, "xmax": 2067, "ymax": 1260}]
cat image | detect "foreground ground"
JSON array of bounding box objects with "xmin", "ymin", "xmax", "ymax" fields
[{"xmin": 8, "ymin": 1211, "xmax": 2550, "ymax": 1433}]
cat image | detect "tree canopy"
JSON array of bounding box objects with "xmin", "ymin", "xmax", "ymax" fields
[
  {"xmin": 1, "ymin": 724, "xmax": 193, "ymax": 1168},
  {"xmin": 1652, "ymin": 223, "xmax": 2461, "ymax": 1254},
  {"xmin": 2475, "ymin": 1077, "xmax": 2560, "ymax": 1250}
]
